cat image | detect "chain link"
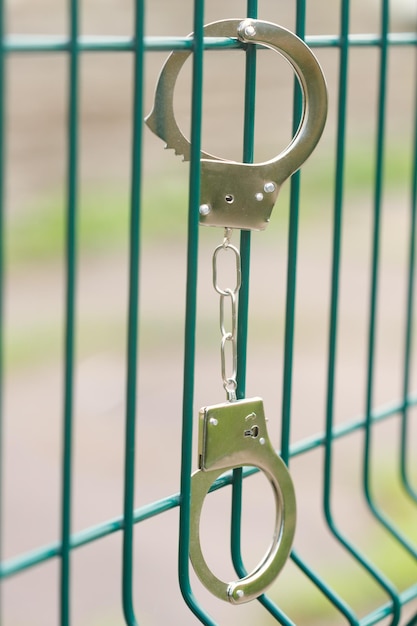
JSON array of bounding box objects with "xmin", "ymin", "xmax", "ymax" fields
[{"xmin": 212, "ymin": 228, "xmax": 241, "ymax": 401}]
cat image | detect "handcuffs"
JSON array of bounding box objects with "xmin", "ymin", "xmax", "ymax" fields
[{"xmin": 146, "ymin": 18, "xmax": 327, "ymax": 605}]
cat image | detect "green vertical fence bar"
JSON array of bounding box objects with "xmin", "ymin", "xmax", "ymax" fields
[
  {"xmin": 235, "ymin": 0, "xmax": 257, "ymax": 398},
  {"xmin": 323, "ymin": 0, "xmax": 350, "ymax": 558},
  {"xmin": 280, "ymin": 0, "xmax": 305, "ymax": 468},
  {"xmin": 400, "ymin": 51, "xmax": 417, "ymax": 503},
  {"xmin": 284, "ymin": 3, "xmax": 359, "ymax": 624},
  {"xmin": 230, "ymin": 3, "xmax": 297, "ymax": 625},
  {"xmin": 61, "ymin": 0, "xmax": 80, "ymax": 624},
  {"xmin": 363, "ymin": 0, "xmax": 391, "ymax": 511},
  {"xmin": 297, "ymin": 4, "xmax": 361, "ymax": 623},
  {"xmin": 0, "ymin": 0, "xmax": 5, "ymax": 622},
  {"xmin": 277, "ymin": 0, "xmax": 308, "ymax": 621},
  {"xmin": 230, "ymin": 6, "xmax": 299, "ymax": 625},
  {"xmin": 121, "ymin": 0, "xmax": 145, "ymax": 624},
  {"xmin": 178, "ymin": 1, "xmax": 217, "ymax": 624},
  {"xmin": 230, "ymin": 0, "xmax": 257, "ymax": 587},
  {"xmin": 363, "ymin": 0, "xmax": 417, "ymax": 559},
  {"xmin": 323, "ymin": 0, "xmax": 402, "ymax": 622}
]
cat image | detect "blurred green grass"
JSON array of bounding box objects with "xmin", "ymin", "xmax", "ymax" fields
[
  {"xmin": 5, "ymin": 138, "xmax": 414, "ymax": 266},
  {"xmin": 4, "ymin": 138, "xmax": 415, "ymax": 371}
]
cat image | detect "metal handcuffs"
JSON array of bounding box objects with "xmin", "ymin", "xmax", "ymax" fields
[
  {"xmin": 146, "ymin": 17, "xmax": 327, "ymax": 604},
  {"xmin": 146, "ymin": 17, "xmax": 328, "ymax": 231}
]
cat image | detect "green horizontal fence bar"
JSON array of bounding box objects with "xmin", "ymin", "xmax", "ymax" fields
[
  {"xmin": 1, "ymin": 0, "xmax": 417, "ymax": 624},
  {"xmin": 1, "ymin": 391, "xmax": 416, "ymax": 581},
  {"xmin": 2, "ymin": 32, "xmax": 417, "ymax": 54}
]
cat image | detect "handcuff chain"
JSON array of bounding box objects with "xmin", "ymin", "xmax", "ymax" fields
[{"xmin": 212, "ymin": 228, "xmax": 241, "ymax": 401}]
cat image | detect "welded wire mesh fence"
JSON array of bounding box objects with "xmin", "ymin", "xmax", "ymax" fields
[{"xmin": 0, "ymin": 1, "xmax": 417, "ymax": 625}]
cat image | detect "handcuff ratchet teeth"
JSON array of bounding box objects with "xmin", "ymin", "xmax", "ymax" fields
[{"xmin": 145, "ymin": 18, "xmax": 328, "ymax": 231}]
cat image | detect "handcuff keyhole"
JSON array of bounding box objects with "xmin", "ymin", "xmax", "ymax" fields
[
  {"xmin": 244, "ymin": 425, "xmax": 259, "ymax": 438},
  {"xmin": 225, "ymin": 194, "xmax": 234, "ymax": 204}
]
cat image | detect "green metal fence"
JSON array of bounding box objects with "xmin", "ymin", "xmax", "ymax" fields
[{"xmin": 0, "ymin": 0, "xmax": 417, "ymax": 624}]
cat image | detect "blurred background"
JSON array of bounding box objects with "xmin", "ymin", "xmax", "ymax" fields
[{"xmin": 2, "ymin": 0, "xmax": 417, "ymax": 625}]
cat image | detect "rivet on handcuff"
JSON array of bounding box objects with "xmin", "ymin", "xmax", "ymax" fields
[{"xmin": 146, "ymin": 18, "xmax": 327, "ymax": 604}]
